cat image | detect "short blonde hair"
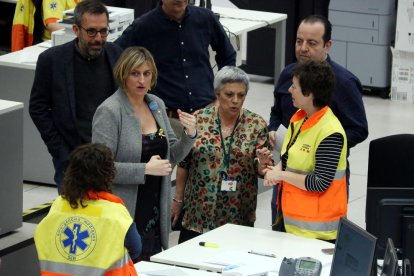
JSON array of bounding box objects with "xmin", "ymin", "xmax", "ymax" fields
[{"xmin": 113, "ymin": 47, "xmax": 158, "ymax": 91}]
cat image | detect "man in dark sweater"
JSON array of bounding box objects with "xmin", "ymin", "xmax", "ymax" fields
[
  {"xmin": 115, "ymin": 0, "xmax": 236, "ymax": 116},
  {"xmin": 29, "ymin": 0, "xmax": 123, "ymax": 193},
  {"xmin": 268, "ymin": 15, "xmax": 368, "ymax": 230}
]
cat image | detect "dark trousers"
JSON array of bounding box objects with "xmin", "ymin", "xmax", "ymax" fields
[{"xmin": 52, "ymin": 158, "xmax": 69, "ymax": 194}]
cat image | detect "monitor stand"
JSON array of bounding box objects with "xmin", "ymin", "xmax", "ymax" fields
[
  {"xmin": 402, "ymin": 214, "xmax": 414, "ymax": 276},
  {"xmin": 403, "ymin": 258, "xmax": 411, "ymax": 276}
]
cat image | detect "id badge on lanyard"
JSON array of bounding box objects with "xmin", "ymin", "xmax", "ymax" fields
[
  {"xmin": 221, "ymin": 178, "xmax": 237, "ymax": 192},
  {"xmin": 218, "ymin": 111, "xmax": 240, "ymax": 192}
]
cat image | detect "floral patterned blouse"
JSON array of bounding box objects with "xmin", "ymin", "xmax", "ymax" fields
[{"xmin": 179, "ymin": 106, "xmax": 269, "ymax": 234}]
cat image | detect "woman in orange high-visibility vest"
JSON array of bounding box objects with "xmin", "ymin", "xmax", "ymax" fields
[{"xmin": 265, "ymin": 60, "xmax": 347, "ymax": 242}]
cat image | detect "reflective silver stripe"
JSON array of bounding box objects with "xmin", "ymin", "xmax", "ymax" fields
[
  {"xmin": 284, "ymin": 217, "xmax": 339, "ymax": 231},
  {"xmin": 39, "ymin": 252, "xmax": 129, "ymax": 275},
  {"xmin": 334, "ymin": 169, "xmax": 346, "ymax": 180},
  {"xmin": 285, "ymin": 167, "xmax": 346, "ymax": 180},
  {"xmin": 39, "ymin": 260, "xmax": 106, "ymax": 276},
  {"xmin": 285, "ymin": 167, "xmax": 311, "ymax": 175},
  {"xmin": 107, "ymin": 251, "xmax": 131, "ymax": 271}
]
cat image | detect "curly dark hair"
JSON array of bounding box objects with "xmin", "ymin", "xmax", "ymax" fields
[
  {"xmin": 292, "ymin": 60, "xmax": 335, "ymax": 108},
  {"xmin": 61, "ymin": 143, "xmax": 116, "ymax": 209}
]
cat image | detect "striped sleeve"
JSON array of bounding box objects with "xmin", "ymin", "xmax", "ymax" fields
[{"xmin": 305, "ymin": 132, "xmax": 344, "ymax": 192}]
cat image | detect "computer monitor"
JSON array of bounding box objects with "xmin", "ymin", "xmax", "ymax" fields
[
  {"xmin": 366, "ymin": 188, "xmax": 414, "ymax": 276},
  {"xmin": 381, "ymin": 238, "xmax": 398, "ymax": 276},
  {"xmin": 330, "ymin": 217, "xmax": 377, "ymax": 276},
  {"xmin": 365, "ymin": 134, "xmax": 414, "ymax": 276}
]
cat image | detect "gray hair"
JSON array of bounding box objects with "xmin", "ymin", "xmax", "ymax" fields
[{"xmin": 214, "ymin": 66, "xmax": 250, "ymax": 94}]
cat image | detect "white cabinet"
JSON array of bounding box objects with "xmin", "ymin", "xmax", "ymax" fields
[
  {"xmin": 395, "ymin": 0, "xmax": 414, "ymax": 52},
  {"xmin": 329, "ymin": 0, "xmax": 396, "ymax": 89},
  {"xmin": 0, "ymin": 100, "xmax": 23, "ymax": 235}
]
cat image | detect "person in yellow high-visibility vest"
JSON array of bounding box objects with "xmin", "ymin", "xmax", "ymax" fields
[
  {"xmin": 34, "ymin": 143, "xmax": 142, "ymax": 275},
  {"xmin": 11, "ymin": 0, "xmax": 80, "ymax": 51},
  {"xmin": 11, "ymin": 0, "xmax": 36, "ymax": 51},
  {"xmin": 42, "ymin": 0, "xmax": 80, "ymax": 40},
  {"xmin": 264, "ymin": 60, "xmax": 348, "ymax": 242}
]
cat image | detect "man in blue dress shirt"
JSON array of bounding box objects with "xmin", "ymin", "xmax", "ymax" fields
[
  {"xmin": 268, "ymin": 15, "xmax": 368, "ymax": 231},
  {"xmin": 115, "ymin": 0, "xmax": 236, "ymax": 116}
]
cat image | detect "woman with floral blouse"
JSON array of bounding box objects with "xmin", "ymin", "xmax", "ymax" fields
[{"xmin": 172, "ymin": 66, "xmax": 271, "ymax": 243}]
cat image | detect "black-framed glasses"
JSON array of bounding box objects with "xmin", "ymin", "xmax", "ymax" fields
[{"xmin": 79, "ymin": 25, "xmax": 109, "ymax": 37}]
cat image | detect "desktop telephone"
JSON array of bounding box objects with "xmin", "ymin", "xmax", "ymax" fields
[{"xmin": 279, "ymin": 257, "xmax": 322, "ymax": 276}]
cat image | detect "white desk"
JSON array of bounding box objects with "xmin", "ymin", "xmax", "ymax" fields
[
  {"xmin": 0, "ymin": 44, "xmax": 55, "ymax": 184},
  {"xmin": 151, "ymin": 224, "xmax": 333, "ymax": 275},
  {"xmin": 0, "ymin": 0, "xmax": 17, "ymax": 4},
  {"xmin": 135, "ymin": 261, "xmax": 218, "ymax": 275},
  {"xmin": 213, "ymin": 7, "xmax": 287, "ymax": 82},
  {"xmin": 0, "ymin": 100, "xmax": 23, "ymax": 236},
  {"xmin": 0, "ymin": 98, "xmax": 23, "ymax": 114}
]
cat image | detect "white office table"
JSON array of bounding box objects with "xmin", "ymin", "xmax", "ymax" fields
[
  {"xmin": 213, "ymin": 6, "xmax": 287, "ymax": 82},
  {"xmin": 151, "ymin": 224, "xmax": 333, "ymax": 275},
  {"xmin": 0, "ymin": 98, "xmax": 23, "ymax": 114},
  {"xmin": 0, "ymin": 0, "xmax": 17, "ymax": 4},
  {"xmin": 135, "ymin": 261, "xmax": 219, "ymax": 275},
  {"xmin": 0, "ymin": 100, "xmax": 23, "ymax": 235},
  {"xmin": 0, "ymin": 44, "xmax": 55, "ymax": 184}
]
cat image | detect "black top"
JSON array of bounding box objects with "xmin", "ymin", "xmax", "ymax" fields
[
  {"xmin": 73, "ymin": 48, "xmax": 114, "ymax": 143},
  {"xmin": 135, "ymin": 127, "xmax": 168, "ymax": 235}
]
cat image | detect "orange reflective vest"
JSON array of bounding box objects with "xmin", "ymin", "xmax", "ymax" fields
[
  {"xmin": 280, "ymin": 106, "xmax": 347, "ymax": 240},
  {"xmin": 34, "ymin": 195, "xmax": 137, "ymax": 276},
  {"xmin": 11, "ymin": 0, "xmax": 36, "ymax": 51}
]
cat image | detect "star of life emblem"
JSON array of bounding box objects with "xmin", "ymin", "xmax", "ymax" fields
[
  {"xmin": 50, "ymin": 1, "xmax": 57, "ymax": 10},
  {"xmin": 56, "ymin": 216, "xmax": 97, "ymax": 261}
]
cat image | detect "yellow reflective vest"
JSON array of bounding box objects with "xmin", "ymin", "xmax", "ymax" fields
[
  {"xmin": 42, "ymin": 0, "xmax": 80, "ymax": 40},
  {"xmin": 11, "ymin": 0, "xmax": 36, "ymax": 51},
  {"xmin": 280, "ymin": 106, "xmax": 348, "ymax": 240},
  {"xmin": 34, "ymin": 196, "xmax": 137, "ymax": 275}
]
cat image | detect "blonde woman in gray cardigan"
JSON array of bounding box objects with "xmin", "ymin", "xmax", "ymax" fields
[{"xmin": 92, "ymin": 47, "xmax": 196, "ymax": 261}]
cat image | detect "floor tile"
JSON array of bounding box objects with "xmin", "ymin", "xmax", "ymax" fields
[
  {"xmin": 23, "ymin": 183, "xmax": 40, "ymax": 192},
  {"xmin": 23, "ymin": 186, "xmax": 57, "ymax": 211},
  {"xmin": 348, "ymin": 174, "xmax": 367, "ymax": 202}
]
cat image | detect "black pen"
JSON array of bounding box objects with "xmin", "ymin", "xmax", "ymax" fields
[{"xmin": 248, "ymin": 250, "xmax": 276, "ymax": 258}]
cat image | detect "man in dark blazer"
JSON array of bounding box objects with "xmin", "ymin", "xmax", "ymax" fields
[{"xmin": 29, "ymin": 0, "xmax": 123, "ymax": 193}]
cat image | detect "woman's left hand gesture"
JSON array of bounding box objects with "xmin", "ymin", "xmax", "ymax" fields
[
  {"xmin": 264, "ymin": 162, "xmax": 282, "ymax": 186},
  {"xmin": 256, "ymin": 148, "xmax": 273, "ymax": 166},
  {"xmin": 178, "ymin": 109, "xmax": 196, "ymax": 137}
]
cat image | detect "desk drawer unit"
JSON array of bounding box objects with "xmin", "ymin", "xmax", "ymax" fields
[{"xmin": 329, "ymin": 0, "xmax": 396, "ymax": 89}]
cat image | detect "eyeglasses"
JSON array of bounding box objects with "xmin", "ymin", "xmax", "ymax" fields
[{"xmin": 79, "ymin": 26, "xmax": 109, "ymax": 37}]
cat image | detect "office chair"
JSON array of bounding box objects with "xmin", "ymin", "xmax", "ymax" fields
[
  {"xmin": 366, "ymin": 134, "xmax": 414, "ymax": 276},
  {"xmin": 367, "ymin": 134, "xmax": 414, "ymax": 189}
]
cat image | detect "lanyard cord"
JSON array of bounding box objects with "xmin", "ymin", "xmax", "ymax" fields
[
  {"xmin": 217, "ymin": 110, "xmax": 240, "ymax": 172},
  {"xmin": 282, "ymin": 118, "xmax": 308, "ymax": 170}
]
